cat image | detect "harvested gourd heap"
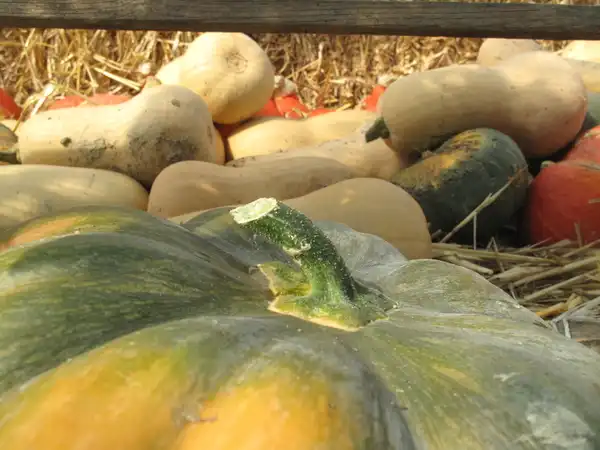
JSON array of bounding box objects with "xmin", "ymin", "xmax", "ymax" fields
[{"xmin": 1, "ymin": 29, "xmax": 600, "ymax": 448}]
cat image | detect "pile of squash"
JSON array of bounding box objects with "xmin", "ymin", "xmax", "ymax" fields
[{"xmin": 2, "ymin": 33, "xmax": 600, "ymax": 448}]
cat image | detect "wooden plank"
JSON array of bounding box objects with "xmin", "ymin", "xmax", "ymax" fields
[{"xmin": 0, "ymin": 0, "xmax": 600, "ymax": 40}]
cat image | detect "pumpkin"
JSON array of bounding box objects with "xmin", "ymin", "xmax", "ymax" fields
[
  {"xmin": 47, "ymin": 93, "xmax": 132, "ymax": 110},
  {"xmin": 0, "ymin": 88, "xmax": 22, "ymax": 119},
  {"xmin": 367, "ymin": 51, "xmax": 587, "ymax": 160},
  {"xmin": 0, "ymin": 84, "xmax": 224, "ymax": 187},
  {"xmin": 227, "ymin": 109, "xmax": 375, "ymax": 160},
  {"xmin": 1, "ymin": 201, "xmax": 600, "ymax": 449},
  {"xmin": 169, "ymin": 178, "xmax": 433, "ymax": 260},
  {"xmin": 148, "ymin": 123, "xmax": 404, "ymax": 218},
  {"xmin": 391, "ymin": 129, "xmax": 530, "ymax": 245},
  {"xmin": 524, "ymin": 160, "xmax": 600, "ymax": 245},
  {"xmin": 156, "ymin": 32, "xmax": 275, "ymax": 125}
]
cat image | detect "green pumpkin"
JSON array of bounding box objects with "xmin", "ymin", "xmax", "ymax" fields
[
  {"xmin": 390, "ymin": 128, "xmax": 530, "ymax": 245},
  {"xmin": 1, "ymin": 201, "xmax": 600, "ymax": 450}
]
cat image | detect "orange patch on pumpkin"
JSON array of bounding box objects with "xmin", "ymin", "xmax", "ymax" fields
[
  {"xmin": 173, "ymin": 366, "xmax": 358, "ymax": 450},
  {"xmin": 0, "ymin": 345, "xmax": 190, "ymax": 450}
]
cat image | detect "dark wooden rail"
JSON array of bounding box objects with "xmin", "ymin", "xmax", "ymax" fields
[{"xmin": 1, "ymin": 0, "xmax": 600, "ymax": 40}]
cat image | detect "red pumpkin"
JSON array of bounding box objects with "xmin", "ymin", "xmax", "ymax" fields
[
  {"xmin": 48, "ymin": 93, "xmax": 131, "ymax": 110},
  {"xmin": 363, "ymin": 84, "xmax": 386, "ymax": 112},
  {"xmin": 307, "ymin": 107, "xmax": 336, "ymax": 117},
  {"xmin": 253, "ymin": 98, "xmax": 281, "ymax": 118},
  {"xmin": 524, "ymin": 160, "xmax": 600, "ymax": 244},
  {"xmin": 275, "ymin": 95, "xmax": 309, "ymax": 119},
  {"xmin": 0, "ymin": 89, "xmax": 21, "ymax": 119},
  {"xmin": 564, "ymin": 125, "xmax": 600, "ymax": 163}
]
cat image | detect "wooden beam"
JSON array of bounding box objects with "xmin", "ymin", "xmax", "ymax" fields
[{"xmin": 0, "ymin": 0, "xmax": 600, "ymax": 40}]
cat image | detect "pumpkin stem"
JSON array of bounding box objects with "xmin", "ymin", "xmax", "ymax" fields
[
  {"xmin": 0, "ymin": 146, "xmax": 20, "ymax": 164},
  {"xmin": 230, "ymin": 198, "xmax": 388, "ymax": 331},
  {"xmin": 364, "ymin": 117, "xmax": 390, "ymax": 143}
]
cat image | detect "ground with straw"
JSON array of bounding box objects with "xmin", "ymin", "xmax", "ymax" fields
[{"xmin": 0, "ymin": 10, "xmax": 599, "ymax": 347}]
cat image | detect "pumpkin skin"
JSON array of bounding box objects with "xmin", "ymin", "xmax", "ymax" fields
[
  {"xmin": 1, "ymin": 204, "xmax": 600, "ymax": 449},
  {"xmin": 391, "ymin": 128, "xmax": 530, "ymax": 245}
]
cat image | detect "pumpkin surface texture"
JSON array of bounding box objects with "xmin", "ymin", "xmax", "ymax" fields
[{"xmin": 1, "ymin": 203, "xmax": 600, "ymax": 450}]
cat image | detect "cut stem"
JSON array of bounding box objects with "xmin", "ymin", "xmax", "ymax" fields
[
  {"xmin": 230, "ymin": 198, "xmax": 389, "ymax": 330},
  {"xmin": 365, "ymin": 117, "xmax": 390, "ymax": 143}
]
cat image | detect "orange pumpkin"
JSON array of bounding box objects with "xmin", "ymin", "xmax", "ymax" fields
[
  {"xmin": 0, "ymin": 88, "xmax": 21, "ymax": 119},
  {"xmin": 524, "ymin": 160, "xmax": 600, "ymax": 244},
  {"xmin": 363, "ymin": 84, "xmax": 386, "ymax": 112},
  {"xmin": 48, "ymin": 93, "xmax": 131, "ymax": 110}
]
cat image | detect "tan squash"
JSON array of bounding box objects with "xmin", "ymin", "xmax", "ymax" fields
[
  {"xmin": 0, "ymin": 164, "xmax": 148, "ymax": 229},
  {"xmin": 156, "ymin": 33, "xmax": 275, "ymax": 125},
  {"xmin": 227, "ymin": 110, "xmax": 376, "ymax": 160},
  {"xmin": 367, "ymin": 51, "xmax": 586, "ymax": 160},
  {"xmin": 227, "ymin": 122, "xmax": 405, "ymax": 178},
  {"xmin": 148, "ymin": 122, "xmax": 406, "ymax": 218},
  {"xmin": 559, "ymin": 40, "xmax": 600, "ymax": 63},
  {"xmin": 2, "ymin": 85, "xmax": 223, "ymax": 188},
  {"xmin": 170, "ymin": 178, "xmax": 432, "ymax": 260},
  {"xmin": 477, "ymin": 38, "xmax": 600, "ymax": 93},
  {"xmin": 476, "ymin": 38, "xmax": 543, "ymax": 66}
]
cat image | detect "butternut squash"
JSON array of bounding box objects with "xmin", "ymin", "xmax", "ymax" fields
[
  {"xmin": 227, "ymin": 110, "xmax": 376, "ymax": 160},
  {"xmin": 227, "ymin": 122, "xmax": 405, "ymax": 179},
  {"xmin": 559, "ymin": 40, "xmax": 600, "ymax": 63},
  {"xmin": 476, "ymin": 38, "xmax": 543, "ymax": 66},
  {"xmin": 156, "ymin": 33, "xmax": 275, "ymax": 125},
  {"xmin": 477, "ymin": 38, "xmax": 600, "ymax": 93},
  {"xmin": 367, "ymin": 51, "xmax": 586, "ymax": 159},
  {"xmin": 0, "ymin": 165, "xmax": 148, "ymax": 229},
  {"xmin": 0, "ymin": 85, "xmax": 223, "ymax": 188},
  {"xmin": 147, "ymin": 158, "xmax": 355, "ymax": 219},
  {"xmin": 170, "ymin": 178, "xmax": 432, "ymax": 260}
]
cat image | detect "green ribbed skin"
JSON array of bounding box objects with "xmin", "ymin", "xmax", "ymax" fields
[{"xmin": 1, "ymin": 204, "xmax": 600, "ymax": 450}]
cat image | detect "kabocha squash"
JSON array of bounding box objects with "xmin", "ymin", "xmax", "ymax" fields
[
  {"xmin": 524, "ymin": 160, "xmax": 600, "ymax": 245},
  {"xmin": 367, "ymin": 51, "xmax": 586, "ymax": 160},
  {"xmin": 149, "ymin": 125, "xmax": 405, "ymax": 218},
  {"xmin": 156, "ymin": 32, "xmax": 275, "ymax": 124},
  {"xmin": 0, "ymin": 164, "xmax": 148, "ymax": 228},
  {"xmin": 170, "ymin": 178, "xmax": 433, "ymax": 260},
  {"xmin": 391, "ymin": 129, "xmax": 529, "ymax": 245},
  {"xmin": 227, "ymin": 109, "xmax": 376, "ymax": 160},
  {"xmin": 0, "ymin": 85, "xmax": 224, "ymax": 187},
  {"xmin": 1, "ymin": 202, "xmax": 600, "ymax": 449}
]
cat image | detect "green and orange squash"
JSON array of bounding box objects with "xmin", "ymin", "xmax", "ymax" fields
[
  {"xmin": 390, "ymin": 129, "xmax": 530, "ymax": 245},
  {"xmin": 1, "ymin": 201, "xmax": 600, "ymax": 449}
]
